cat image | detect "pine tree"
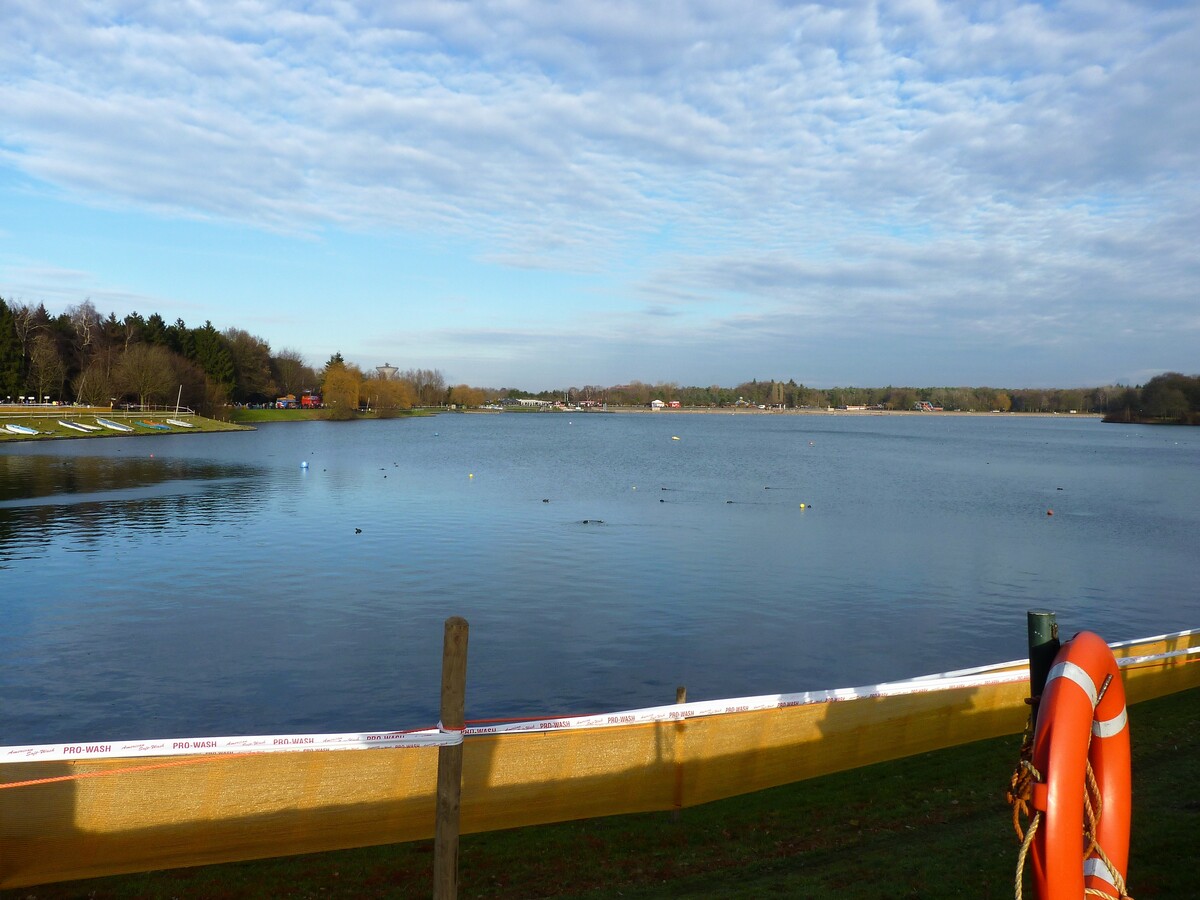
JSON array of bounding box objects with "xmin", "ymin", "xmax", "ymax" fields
[{"xmin": 0, "ymin": 297, "xmax": 24, "ymax": 400}]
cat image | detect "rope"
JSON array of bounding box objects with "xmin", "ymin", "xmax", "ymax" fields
[
  {"xmin": 1082, "ymin": 759, "xmax": 1133, "ymax": 899},
  {"xmin": 1008, "ymin": 720, "xmax": 1134, "ymax": 900},
  {"xmin": 1014, "ymin": 807, "xmax": 1039, "ymax": 900},
  {"xmin": 1008, "ymin": 758, "xmax": 1040, "ymax": 842},
  {"xmin": 0, "ymin": 753, "xmax": 260, "ymax": 791},
  {"xmin": 1007, "ymin": 707, "xmax": 1040, "ymax": 900},
  {"xmin": 1007, "ymin": 708, "xmax": 1038, "ymax": 842}
]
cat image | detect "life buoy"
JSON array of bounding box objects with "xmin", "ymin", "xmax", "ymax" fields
[{"xmin": 1029, "ymin": 630, "xmax": 1131, "ymax": 899}]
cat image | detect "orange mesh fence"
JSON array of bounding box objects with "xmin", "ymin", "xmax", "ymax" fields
[{"xmin": 2, "ymin": 629, "xmax": 1197, "ymax": 889}]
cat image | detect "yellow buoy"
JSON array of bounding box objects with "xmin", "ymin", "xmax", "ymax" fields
[
  {"xmin": 469, "ymin": 473, "xmax": 474, "ymax": 479},
  {"xmin": 799, "ymin": 503, "xmax": 806, "ymax": 509}
]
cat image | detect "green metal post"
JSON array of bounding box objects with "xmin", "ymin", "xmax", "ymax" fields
[{"xmin": 1027, "ymin": 610, "xmax": 1059, "ymax": 702}]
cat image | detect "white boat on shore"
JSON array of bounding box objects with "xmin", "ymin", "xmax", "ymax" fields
[
  {"xmin": 59, "ymin": 420, "xmax": 102, "ymax": 433},
  {"xmin": 95, "ymin": 417, "xmax": 134, "ymax": 433},
  {"xmin": 4, "ymin": 423, "xmax": 39, "ymax": 435},
  {"xmin": 166, "ymin": 418, "xmax": 194, "ymax": 428}
]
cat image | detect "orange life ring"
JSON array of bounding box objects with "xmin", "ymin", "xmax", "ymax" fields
[{"xmin": 1029, "ymin": 630, "xmax": 1131, "ymax": 899}]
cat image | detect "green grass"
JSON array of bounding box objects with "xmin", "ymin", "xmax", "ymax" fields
[
  {"xmin": 227, "ymin": 407, "xmax": 327, "ymax": 423},
  {"xmin": 7, "ymin": 688, "xmax": 1197, "ymax": 899},
  {"xmin": 0, "ymin": 407, "xmax": 435, "ymax": 436},
  {"xmin": 0, "ymin": 411, "xmax": 250, "ymax": 441}
]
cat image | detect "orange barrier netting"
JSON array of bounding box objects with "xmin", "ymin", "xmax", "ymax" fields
[{"xmin": 1, "ymin": 629, "xmax": 1197, "ymax": 889}]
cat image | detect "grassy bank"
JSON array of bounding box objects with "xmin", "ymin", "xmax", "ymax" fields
[
  {"xmin": 0, "ymin": 409, "xmax": 251, "ymax": 442},
  {"xmin": 7, "ymin": 687, "xmax": 1196, "ymax": 899},
  {"xmin": 0, "ymin": 407, "xmax": 437, "ymax": 438}
]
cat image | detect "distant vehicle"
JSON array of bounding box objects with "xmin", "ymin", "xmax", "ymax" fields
[{"xmin": 301, "ymin": 393, "xmax": 321, "ymax": 408}]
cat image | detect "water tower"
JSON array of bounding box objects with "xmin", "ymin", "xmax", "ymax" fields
[{"xmin": 376, "ymin": 363, "xmax": 398, "ymax": 380}]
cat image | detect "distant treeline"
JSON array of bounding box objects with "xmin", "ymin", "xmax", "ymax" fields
[
  {"xmin": 1098, "ymin": 373, "xmax": 1200, "ymax": 425},
  {"xmin": 1, "ymin": 296, "xmax": 1194, "ymax": 422},
  {"xmin": 521, "ymin": 377, "xmax": 1200, "ymax": 422},
  {"xmin": 0, "ymin": 298, "xmax": 451, "ymax": 416},
  {"xmin": 0, "ymin": 297, "xmax": 314, "ymax": 415}
]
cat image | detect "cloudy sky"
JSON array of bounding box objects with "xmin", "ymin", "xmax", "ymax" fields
[{"xmin": 1, "ymin": 1, "xmax": 1196, "ymax": 390}]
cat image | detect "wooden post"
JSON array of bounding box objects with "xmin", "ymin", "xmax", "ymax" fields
[
  {"xmin": 433, "ymin": 616, "xmax": 469, "ymax": 900},
  {"xmin": 672, "ymin": 685, "xmax": 687, "ymax": 822}
]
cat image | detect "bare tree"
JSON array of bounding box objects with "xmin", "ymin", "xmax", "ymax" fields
[
  {"xmin": 400, "ymin": 367, "xmax": 446, "ymax": 406},
  {"xmin": 73, "ymin": 348, "xmax": 120, "ymax": 406},
  {"xmin": 9, "ymin": 301, "xmax": 44, "ymax": 362},
  {"xmin": 271, "ymin": 347, "xmax": 316, "ymax": 397},
  {"xmin": 66, "ymin": 299, "xmax": 102, "ymax": 359},
  {"xmin": 116, "ymin": 344, "xmax": 175, "ymax": 409},
  {"xmin": 27, "ymin": 333, "xmax": 65, "ymax": 402}
]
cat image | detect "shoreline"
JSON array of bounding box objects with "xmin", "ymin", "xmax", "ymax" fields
[
  {"xmin": 1, "ymin": 405, "xmax": 1105, "ymax": 443},
  {"xmin": 0, "ymin": 407, "xmax": 252, "ymax": 442},
  {"xmin": 564, "ymin": 406, "xmax": 1104, "ymax": 418}
]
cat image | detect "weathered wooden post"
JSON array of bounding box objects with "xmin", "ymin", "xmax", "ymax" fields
[
  {"xmin": 433, "ymin": 616, "xmax": 469, "ymax": 900},
  {"xmin": 672, "ymin": 685, "xmax": 687, "ymax": 822},
  {"xmin": 1027, "ymin": 610, "xmax": 1059, "ymax": 703}
]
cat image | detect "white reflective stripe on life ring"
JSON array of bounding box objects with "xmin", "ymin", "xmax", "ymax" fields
[
  {"xmin": 1093, "ymin": 706, "xmax": 1128, "ymax": 739},
  {"xmin": 1047, "ymin": 660, "xmax": 1098, "ymax": 708},
  {"xmin": 1084, "ymin": 857, "xmax": 1118, "ymax": 887}
]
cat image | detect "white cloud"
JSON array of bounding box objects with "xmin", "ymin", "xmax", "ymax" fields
[{"xmin": 0, "ymin": 0, "xmax": 1196, "ymax": 387}]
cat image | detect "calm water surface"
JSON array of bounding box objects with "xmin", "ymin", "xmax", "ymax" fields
[{"xmin": 2, "ymin": 413, "xmax": 1197, "ymax": 744}]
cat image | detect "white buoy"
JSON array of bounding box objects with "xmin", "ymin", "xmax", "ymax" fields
[{"xmin": 301, "ymin": 461, "xmax": 308, "ymax": 469}]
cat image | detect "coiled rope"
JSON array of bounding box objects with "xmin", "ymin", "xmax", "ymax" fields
[{"xmin": 1007, "ymin": 716, "xmax": 1132, "ymax": 900}]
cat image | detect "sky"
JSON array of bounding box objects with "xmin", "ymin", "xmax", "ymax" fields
[{"xmin": 1, "ymin": 1, "xmax": 1197, "ymax": 391}]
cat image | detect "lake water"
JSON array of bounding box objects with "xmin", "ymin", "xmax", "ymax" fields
[{"xmin": 2, "ymin": 412, "xmax": 1198, "ymax": 746}]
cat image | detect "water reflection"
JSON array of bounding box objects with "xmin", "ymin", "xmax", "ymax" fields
[
  {"xmin": 0, "ymin": 454, "xmax": 269, "ymax": 564},
  {"xmin": 1, "ymin": 416, "xmax": 1198, "ymax": 746}
]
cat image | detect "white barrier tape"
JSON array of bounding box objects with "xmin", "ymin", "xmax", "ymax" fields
[
  {"xmin": 0, "ymin": 668, "xmax": 1030, "ymax": 762},
  {"xmin": 464, "ymin": 667, "xmax": 1033, "ymax": 737},
  {"xmin": 914, "ymin": 627, "xmax": 1200, "ymax": 683},
  {"xmin": 1, "ymin": 728, "xmax": 456, "ymax": 764},
  {"xmin": 3, "ymin": 632, "xmax": 1194, "ymax": 763},
  {"xmin": 1117, "ymin": 646, "xmax": 1200, "ymax": 667},
  {"xmin": 469, "ymin": 640, "xmax": 1198, "ymax": 738},
  {"xmin": 1109, "ymin": 625, "xmax": 1200, "ymax": 649}
]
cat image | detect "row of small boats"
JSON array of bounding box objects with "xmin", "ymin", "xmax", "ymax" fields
[{"xmin": 3, "ymin": 417, "xmax": 196, "ymax": 436}]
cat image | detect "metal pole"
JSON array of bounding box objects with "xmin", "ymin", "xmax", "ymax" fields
[
  {"xmin": 1027, "ymin": 610, "xmax": 1059, "ymax": 702},
  {"xmin": 433, "ymin": 616, "xmax": 469, "ymax": 900}
]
